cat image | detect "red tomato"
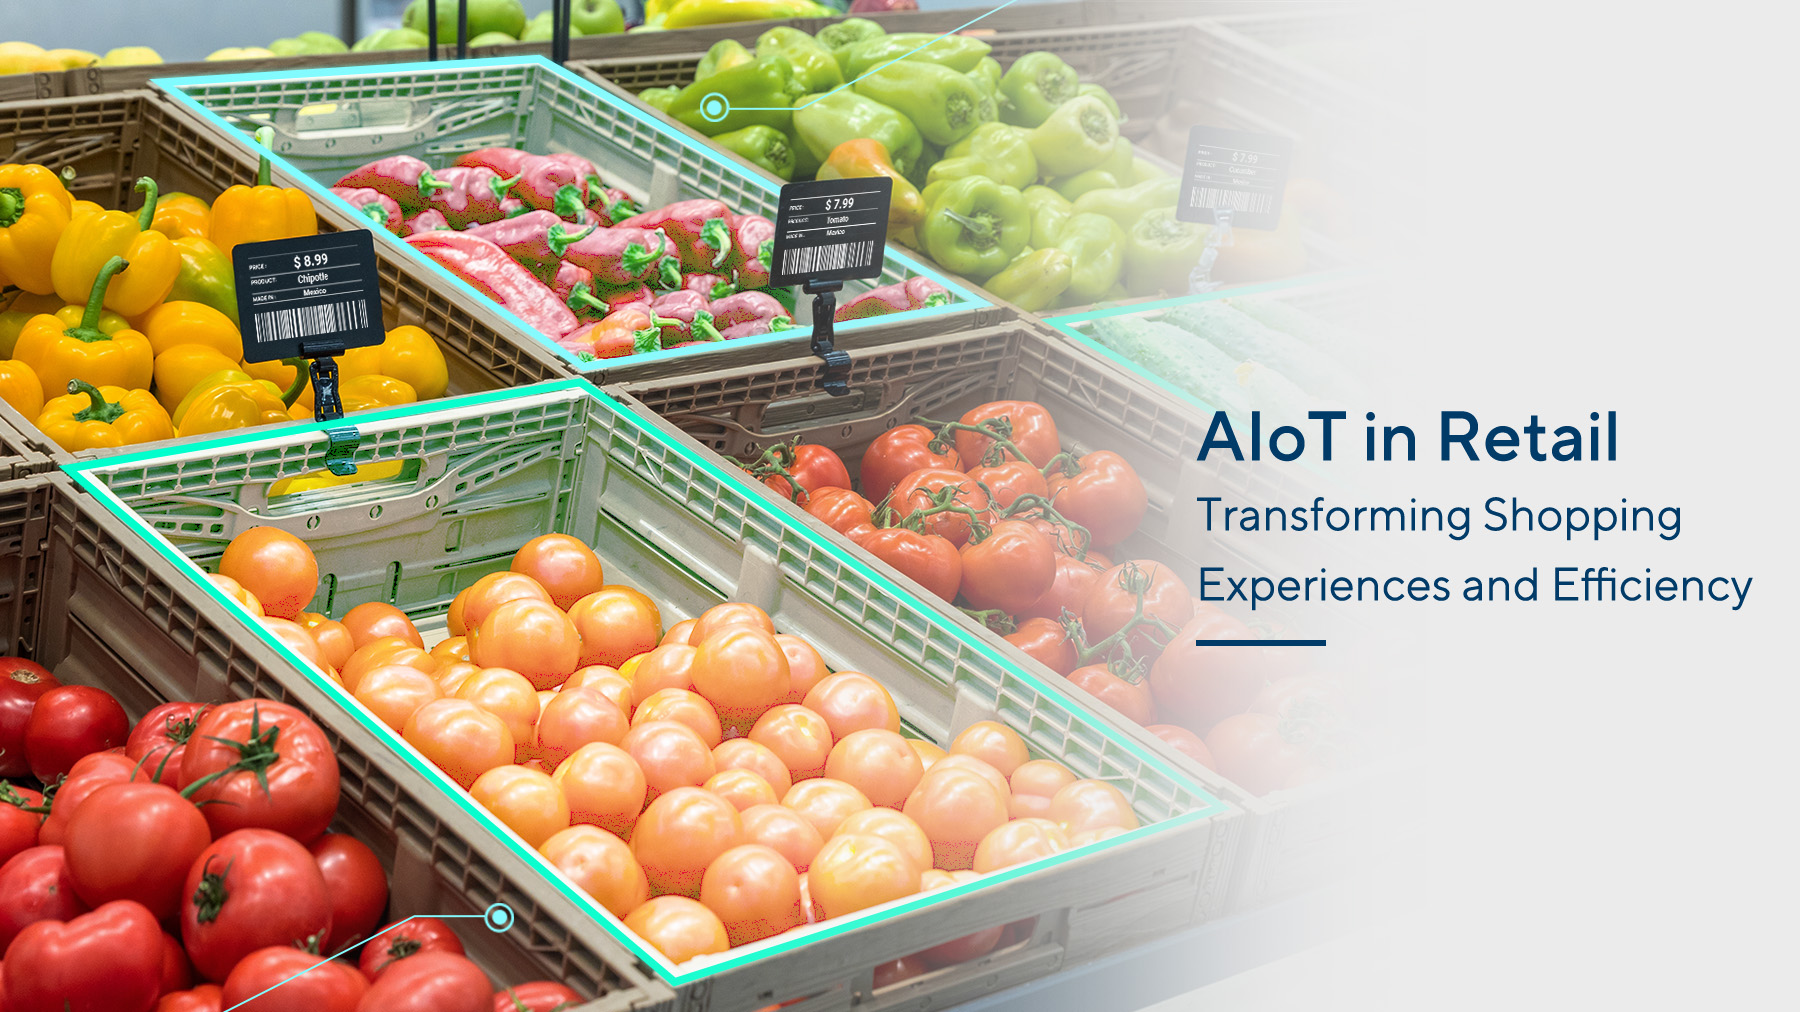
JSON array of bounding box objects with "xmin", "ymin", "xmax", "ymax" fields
[
  {"xmin": 1066, "ymin": 665, "xmax": 1156, "ymax": 725},
  {"xmin": 1043, "ymin": 451, "xmax": 1147, "ymax": 549},
  {"xmin": 156, "ymin": 984, "xmax": 223, "ymax": 1012},
  {"xmin": 511, "ymin": 534, "xmax": 605, "ymax": 610},
  {"xmin": 955, "ymin": 401, "xmax": 1060, "ymax": 469},
  {"xmin": 2, "ymin": 899, "xmax": 163, "ymax": 1012},
  {"xmin": 918, "ymin": 923, "xmax": 1006, "ymax": 967},
  {"xmin": 125, "ymin": 702, "xmax": 210, "ymax": 788},
  {"xmin": 873, "ymin": 955, "xmax": 929, "ymax": 988},
  {"xmin": 64, "ymin": 782, "xmax": 211, "ymax": 921},
  {"xmin": 859, "ymin": 425, "xmax": 960, "ymax": 505},
  {"xmin": 1148, "ymin": 606, "xmax": 1274, "ymax": 733},
  {"xmin": 23, "ymin": 684, "xmax": 129, "ymax": 782},
  {"xmin": 754, "ymin": 443, "xmax": 852, "ymax": 506},
  {"xmin": 492, "ymin": 981, "xmax": 583, "ymax": 1012},
  {"xmin": 356, "ymin": 950, "xmax": 490, "ymax": 1012},
  {"xmin": 890, "ymin": 468, "xmax": 990, "ymax": 547},
  {"xmin": 179, "ymin": 700, "xmax": 340, "ymax": 843},
  {"xmin": 859, "ymin": 527, "xmax": 961, "ymax": 601},
  {"xmin": 358, "ymin": 917, "xmax": 465, "ymax": 983},
  {"xmin": 309, "ymin": 833, "xmax": 389, "ymax": 955},
  {"xmin": 1018, "ymin": 555, "xmax": 1104, "ymax": 623},
  {"xmin": 36, "ymin": 756, "xmax": 137, "ymax": 847},
  {"xmin": 219, "ymin": 527, "xmax": 319, "ymax": 620},
  {"xmin": 159, "ymin": 931, "xmax": 193, "ymax": 996},
  {"xmin": 1203, "ymin": 712, "xmax": 1311, "ymax": 795},
  {"xmin": 0, "ymin": 845, "xmax": 89, "ymax": 952},
  {"xmin": 803, "ymin": 487, "xmax": 875, "ymax": 536},
  {"xmin": 965, "ymin": 460, "xmax": 1047, "ymax": 511},
  {"xmin": 1003, "ymin": 617, "xmax": 1077, "ymax": 675},
  {"xmin": 1081, "ymin": 561, "xmax": 1193, "ymax": 661},
  {"xmin": 220, "ymin": 947, "xmax": 366, "ymax": 1012},
  {"xmin": 0, "ymin": 657, "xmax": 58, "ymax": 779},
  {"xmin": 180, "ymin": 830, "xmax": 334, "ymax": 982},
  {"xmin": 1145, "ymin": 724, "xmax": 1215, "ymax": 769},
  {"xmin": 0, "ymin": 783, "xmax": 45, "ymax": 867},
  {"xmin": 958, "ymin": 519, "xmax": 1055, "ymax": 614}
]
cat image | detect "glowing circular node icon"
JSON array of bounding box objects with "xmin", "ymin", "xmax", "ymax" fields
[
  {"xmin": 484, "ymin": 902, "xmax": 515, "ymax": 932},
  {"xmin": 698, "ymin": 92, "xmax": 731, "ymax": 123}
]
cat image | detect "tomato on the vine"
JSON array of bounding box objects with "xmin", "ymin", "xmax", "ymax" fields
[
  {"xmin": 2, "ymin": 899, "xmax": 164, "ymax": 1012},
  {"xmin": 1145, "ymin": 724, "xmax": 1214, "ymax": 769},
  {"xmin": 0, "ymin": 657, "xmax": 58, "ymax": 779},
  {"xmin": 1044, "ymin": 451, "xmax": 1147, "ymax": 549},
  {"xmin": 179, "ymin": 700, "xmax": 340, "ymax": 843},
  {"xmin": 804, "ymin": 487, "xmax": 875, "ymax": 536},
  {"xmin": 0, "ymin": 783, "xmax": 45, "ymax": 867},
  {"xmin": 359, "ymin": 916, "xmax": 466, "ymax": 983},
  {"xmin": 24, "ymin": 685, "xmax": 129, "ymax": 782},
  {"xmin": 219, "ymin": 947, "xmax": 366, "ymax": 1012},
  {"xmin": 493, "ymin": 981, "xmax": 583, "ymax": 1012},
  {"xmin": 1003, "ymin": 617, "xmax": 1077, "ymax": 675},
  {"xmin": 860, "ymin": 425, "xmax": 960, "ymax": 505},
  {"xmin": 1066, "ymin": 665, "xmax": 1156, "ymax": 725},
  {"xmin": 1148, "ymin": 606, "xmax": 1274, "ymax": 733},
  {"xmin": 1204, "ymin": 712, "xmax": 1312, "ymax": 795},
  {"xmin": 958, "ymin": 519, "xmax": 1055, "ymax": 614},
  {"xmin": 180, "ymin": 829, "xmax": 335, "ymax": 982},
  {"xmin": 859, "ymin": 528, "xmax": 961, "ymax": 601},
  {"xmin": 1081, "ymin": 561, "xmax": 1193, "ymax": 661},
  {"xmin": 64, "ymin": 782, "xmax": 211, "ymax": 921},
  {"xmin": 954, "ymin": 401, "xmax": 1061, "ymax": 469},
  {"xmin": 748, "ymin": 443, "xmax": 852, "ymax": 507},
  {"xmin": 890, "ymin": 468, "xmax": 990, "ymax": 547},
  {"xmin": 0, "ymin": 845, "xmax": 88, "ymax": 952},
  {"xmin": 125, "ymin": 702, "xmax": 209, "ymax": 788}
]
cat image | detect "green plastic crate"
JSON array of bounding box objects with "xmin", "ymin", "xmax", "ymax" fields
[
  {"xmin": 65, "ymin": 379, "xmax": 1237, "ymax": 1012},
  {"xmin": 150, "ymin": 57, "xmax": 999, "ymax": 387}
]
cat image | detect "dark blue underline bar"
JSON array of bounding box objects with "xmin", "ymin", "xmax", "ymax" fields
[{"xmin": 1197, "ymin": 639, "xmax": 1328, "ymax": 647}]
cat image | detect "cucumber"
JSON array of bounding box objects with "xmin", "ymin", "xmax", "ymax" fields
[
  {"xmin": 1084, "ymin": 316, "xmax": 1249, "ymax": 415},
  {"xmin": 1160, "ymin": 301, "xmax": 1357, "ymax": 400}
]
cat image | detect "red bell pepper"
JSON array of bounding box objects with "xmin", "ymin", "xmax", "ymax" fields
[
  {"xmin": 569, "ymin": 281, "xmax": 654, "ymax": 319},
  {"xmin": 400, "ymin": 209, "xmax": 451, "ymax": 237},
  {"xmin": 650, "ymin": 289, "xmax": 723, "ymax": 345},
  {"xmin": 834, "ymin": 276, "xmax": 951, "ymax": 321},
  {"xmin": 724, "ymin": 213, "xmax": 777, "ymax": 290},
  {"xmin": 619, "ymin": 200, "xmax": 733, "ymax": 273},
  {"xmin": 405, "ymin": 231, "xmax": 579, "ymax": 339},
  {"xmin": 540, "ymin": 153, "xmax": 639, "ymax": 223},
  {"xmin": 684, "ymin": 272, "xmax": 736, "ymax": 300},
  {"xmin": 2, "ymin": 899, "xmax": 164, "ymax": 1012},
  {"xmin": 556, "ymin": 226, "xmax": 671, "ymax": 286},
  {"xmin": 329, "ymin": 187, "xmax": 403, "ymax": 232},
  {"xmin": 454, "ymin": 148, "xmax": 584, "ymax": 219},
  {"xmin": 426, "ymin": 165, "xmax": 520, "ymax": 227},
  {"xmin": 550, "ymin": 261, "xmax": 594, "ymax": 304},
  {"xmin": 335, "ymin": 156, "xmax": 447, "ymax": 210},
  {"xmin": 461, "ymin": 210, "xmax": 592, "ymax": 277},
  {"xmin": 562, "ymin": 305, "xmax": 665, "ymax": 360},
  {"xmin": 711, "ymin": 290, "xmax": 794, "ymax": 340}
]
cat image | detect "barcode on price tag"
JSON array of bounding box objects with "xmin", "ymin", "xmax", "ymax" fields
[
  {"xmin": 770, "ymin": 177, "xmax": 891, "ymax": 287},
  {"xmin": 232, "ymin": 230, "xmax": 385, "ymax": 363},
  {"xmin": 1177, "ymin": 125, "xmax": 1292, "ymax": 230}
]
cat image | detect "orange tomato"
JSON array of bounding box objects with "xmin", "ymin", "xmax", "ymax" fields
[
  {"xmin": 1068, "ymin": 826, "xmax": 1128, "ymax": 848},
  {"xmin": 631, "ymin": 688, "xmax": 723, "ymax": 748},
  {"xmin": 689, "ymin": 602, "xmax": 774, "ymax": 643},
  {"xmin": 470, "ymin": 599, "xmax": 581, "ymax": 690},
  {"xmin": 630, "ymin": 644, "xmax": 697, "ymax": 705},
  {"xmin": 540, "ymin": 824, "xmax": 650, "ymax": 918},
  {"xmin": 903, "ymin": 768, "xmax": 1009, "ymax": 870},
  {"xmin": 534, "ymin": 686, "xmax": 630, "ymax": 767},
  {"xmin": 262, "ymin": 617, "xmax": 324, "ymax": 668},
  {"xmin": 219, "ymin": 526, "xmax": 319, "ymax": 620},
  {"xmin": 972, "ymin": 818, "xmax": 1068, "ymax": 873},
  {"xmin": 824, "ymin": 729, "xmax": 924, "ymax": 810},
  {"xmin": 624, "ymin": 896, "xmax": 729, "ymax": 963},
  {"xmin": 552, "ymin": 742, "xmax": 646, "ymax": 838},
  {"xmin": 782, "ymin": 778, "xmax": 871, "ymax": 839},
  {"xmin": 208, "ymin": 574, "xmax": 264, "ymax": 616},
  {"xmin": 454, "ymin": 667, "xmax": 541, "ymax": 753},
  {"xmin": 449, "ymin": 571, "xmax": 551, "ymax": 636},
  {"xmin": 353, "ymin": 664, "xmax": 441, "ymax": 730},
  {"xmin": 435, "ymin": 661, "xmax": 479, "ymax": 696},
  {"xmin": 660, "ymin": 619, "xmax": 697, "ymax": 646},
  {"xmin": 621, "ymin": 720, "xmax": 716, "ymax": 802},
  {"xmin": 1048, "ymin": 780, "xmax": 1139, "ymax": 834},
  {"xmin": 949, "ymin": 721, "xmax": 1029, "ymax": 777},
  {"xmin": 834, "ymin": 808, "xmax": 932, "ymax": 874},
  {"xmin": 341, "ymin": 601, "xmax": 423, "ymax": 650},
  {"xmin": 1010, "ymin": 759, "xmax": 1076, "ymax": 798},
  {"xmin": 703, "ymin": 768, "xmax": 779, "ymax": 811},
  {"xmin": 700, "ymin": 844, "xmax": 805, "ymax": 946},
  {"xmin": 631, "ymin": 786, "xmax": 743, "ymax": 898},
  {"xmin": 712, "ymin": 739, "xmax": 792, "ymax": 800},
  {"xmin": 738, "ymin": 804, "xmax": 823, "ymax": 874},
  {"xmin": 568, "ymin": 586, "xmax": 663, "ymax": 669},
  {"xmin": 298, "ymin": 612, "xmax": 354, "ymax": 669},
  {"xmin": 908, "ymin": 738, "xmax": 946, "ymax": 771},
  {"xmin": 563, "ymin": 666, "xmax": 634, "ymax": 714},
  {"xmin": 511, "ymin": 534, "xmax": 605, "ymax": 610},
  {"xmin": 428, "ymin": 636, "xmax": 470, "ymax": 666},
  {"xmin": 341, "ymin": 638, "xmax": 438, "ymax": 693},
  {"xmin": 806, "ymin": 834, "xmax": 920, "ymax": 920},
  {"xmin": 802, "ymin": 672, "xmax": 900, "ymax": 741},
  {"xmin": 690, "ymin": 626, "xmax": 790, "ymax": 726},
  {"xmin": 747, "ymin": 704, "xmax": 833, "ymax": 780},
  {"xmin": 928, "ymin": 754, "xmax": 1011, "ymax": 803},
  {"xmin": 403, "ymin": 698, "xmax": 515, "ymax": 788},
  {"xmin": 775, "ymin": 634, "xmax": 829, "ymax": 705},
  {"xmin": 471, "ymin": 764, "xmax": 570, "ymax": 848}
]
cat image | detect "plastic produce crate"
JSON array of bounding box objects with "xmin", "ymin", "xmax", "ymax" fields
[
  {"xmin": 610, "ymin": 317, "xmax": 1368, "ymax": 912},
  {"xmin": 0, "ymin": 91, "xmax": 568, "ymax": 463},
  {"xmin": 0, "ymin": 66, "xmax": 62, "ymax": 102},
  {"xmin": 66, "ymin": 378, "xmax": 1237, "ymax": 1012},
  {"xmin": 152, "ymin": 57, "xmax": 998, "ymax": 387},
  {"xmin": 0, "ymin": 470, "xmax": 671, "ymax": 1010}
]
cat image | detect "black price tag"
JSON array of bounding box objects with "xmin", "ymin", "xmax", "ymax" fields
[
  {"xmin": 233, "ymin": 231, "xmax": 384, "ymax": 364},
  {"xmin": 770, "ymin": 177, "xmax": 891, "ymax": 288},
  {"xmin": 1177, "ymin": 125, "xmax": 1292, "ymax": 230}
]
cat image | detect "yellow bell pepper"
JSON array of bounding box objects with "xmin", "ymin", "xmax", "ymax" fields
[
  {"xmin": 342, "ymin": 374, "xmax": 416, "ymax": 413},
  {"xmin": 50, "ymin": 178, "xmax": 179, "ymax": 317},
  {"xmin": 150, "ymin": 191, "xmax": 212, "ymax": 241},
  {"xmin": 134, "ymin": 300, "xmax": 243, "ymax": 360},
  {"xmin": 174, "ymin": 368, "xmax": 303, "ymax": 437},
  {"xmin": 0, "ymin": 290, "xmax": 64, "ymax": 357},
  {"xmin": 152, "ymin": 343, "xmax": 241, "ymax": 414},
  {"xmin": 0, "ymin": 163, "xmax": 74, "ymax": 296},
  {"xmin": 0, "ymin": 42, "xmax": 63, "ymax": 75},
  {"xmin": 13, "ymin": 257, "xmax": 155, "ymax": 402},
  {"xmin": 210, "ymin": 128, "xmax": 317, "ymax": 258},
  {"xmin": 0, "ymin": 361, "xmax": 43, "ymax": 422},
  {"xmin": 36, "ymin": 380, "xmax": 173, "ymax": 451},
  {"xmin": 71, "ymin": 199, "xmax": 104, "ymax": 218},
  {"xmin": 819, "ymin": 139, "xmax": 925, "ymax": 232},
  {"xmin": 269, "ymin": 459, "xmax": 404, "ymax": 497},
  {"xmin": 339, "ymin": 326, "xmax": 448, "ymax": 400}
]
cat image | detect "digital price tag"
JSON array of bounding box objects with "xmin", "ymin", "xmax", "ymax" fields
[
  {"xmin": 770, "ymin": 177, "xmax": 892, "ymax": 288},
  {"xmin": 1176, "ymin": 125, "xmax": 1292, "ymax": 230},
  {"xmin": 233, "ymin": 231, "xmax": 384, "ymax": 364}
]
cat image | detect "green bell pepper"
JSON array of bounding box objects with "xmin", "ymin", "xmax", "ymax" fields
[
  {"xmin": 713, "ymin": 125, "xmax": 797, "ymax": 180},
  {"xmin": 757, "ymin": 27, "xmax": 843, "ymax": 94},
  {"xmin": 817, "ymin": 17, "xmax": 885, "ymax": 67},
  {"xmin": 670, "ymin": 56, "xmax": 806, "ymax": 136},
  {"xmin": 968, "ymin": 56, "xmax": 1002, "ymax": 98},
  {"xmin": 984, "ymin": 247, "xmax": 1072, "ymax": 311},
  {"xmin": 269, "ymin": 31, "xmax": 349, "ymax": 56},
  {"xmin": 929, "ymin": 123, "xmax": 1036, "ymax": 190},
  {"xmin": 640, "ymin": 86, "xmax": 680, "ymax": 112},
  {"xmin": 792, "ymin": 90, "xmax": 924, "ymax": 178},
  {"xmin": 791, "ymin": 130, "xmax": 822, "ymax": 179},
  {"xmin": 1054, "ymin": 169, "xmax": 1119, "ymax": 201},
  {"xmin": 1124, "ymin": 207, "xmax": 1209, "ymax": 296},
  {"xmin": 1054, "ymin": 212, "xmax": 1125, "ymax": 303},
  {"xmin": 1078, "ymin": 83, "xmax": 1122, "ymax": 121},
  {"xmin": 920, "ymin": 176, "xmax": 1029, "ymax": 281},
  {"xmin": 167, "ymin": 236, "xmax": 240, "ymax": 325},
  {"xmin": 837, "ymin": 33, "xmax": 992, "ymax": 79},
  {"xmin": 1072, "ymin": 177, "xmax": 1180, "ymax": 230},
  {"xmin": 1131, "ymin": 157, "xmax": 1169, "ymax": 184},
  {"xmin": 1028, "ymin": 96, "xmax": 1120, "ymax": 177},
  {"xmin": 697, "ymin": 39, "xmax": 754, "ymax": 81},
  {"xmin": 1021, "ymin": 185, "xmax": 1072, "ymax": 248},
  {"xmin": 999, "ymin": 52, "xmax": 1079, "ymax": 128},
  {"xmin": 1098, "ymin": 137, "xmax": 1135, "ymax": 182},
  {"xmin": 853, "ymin": 61, "xmax": 989, "ymax": 147}
]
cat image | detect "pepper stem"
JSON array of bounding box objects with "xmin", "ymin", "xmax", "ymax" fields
[
  {"xmin": 134, "ymin": 177, "xmax": 159, "ymax": 231},
  {"xmin": 65, "ymin": 256, "xmax": 129, "ymax": 342},
  {"xmin": 546, "ymin": 222, "xmax": 596, "ymax": 258},
  {"xmin": 0, "ymin": 187, "xmax": 22, "ymax": 229},
  {"xmin": 491, "ymin": 171, "xmax": 524, "ymax": 200},
  {"xmin": 553, "ymin": 184, "xmax": 585, "ymax": 222},
  {"xmin": 358, "ymin": 202, "xmax": 387, "ymax": 225},
  {"xmin": 418, "ymin": 167, "xmax": 449, "ymax": 195},
  {"xmin": 566, "ymin": 282, "xmax": 608, "ymax": 314},
  {"xmin": 942, "ymin": 209, "xmax": 1000, "ymax": 249},
  {"xmin": 252, "ymin": 127, "xmax": 275, "ymax": 187},
  {"xmin": 68, "ymin": 380, "xmax": 125, "ymax": 424},
  {"xmin": 279, "ymin": 357, "xmax": 310, "ymax": 407}
]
